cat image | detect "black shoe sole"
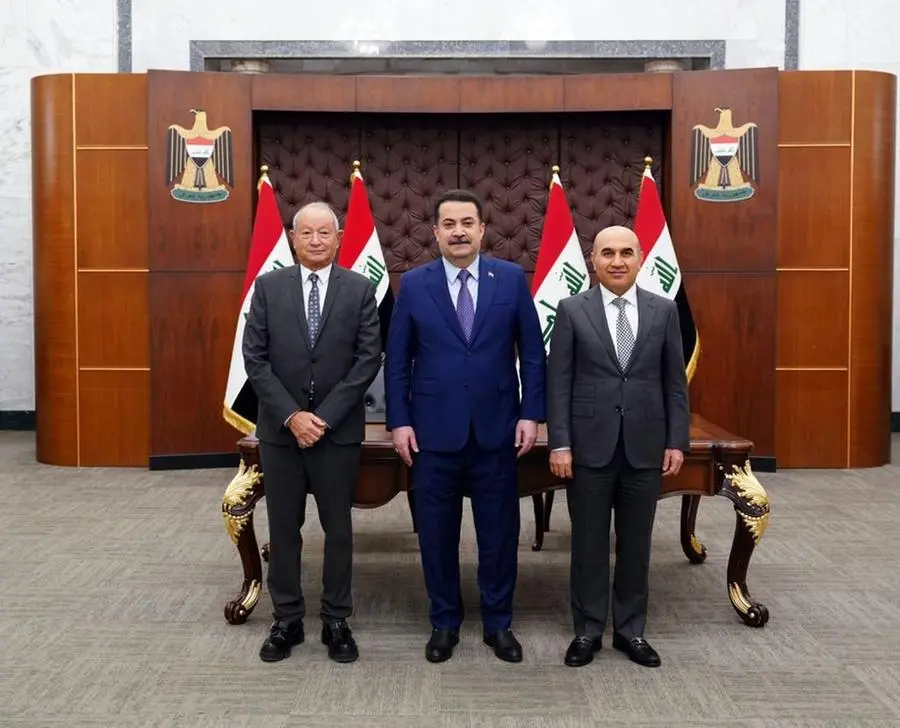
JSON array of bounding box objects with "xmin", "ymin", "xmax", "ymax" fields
[{"xmin": 259, "ymin": 634, "xmax": 305, "ymax": 662}]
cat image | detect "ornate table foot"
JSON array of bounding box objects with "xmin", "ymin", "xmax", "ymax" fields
[
  {"xmin": 531, "ymin": 493, "xmax": 545, "ymax": 551},
  {"xmin": 718, "ymin": 461, "xmax": 771, "ymax": 627},
  {"xmin": 543, "ymin": 491, "xmax": 555, "ymax": 531},
  {"xmin": 680, "ymin": 495, "xmax": 708, "ymax": 564},
  {"xmin": 222, "ymin": 459, "xmax": 266, "ymax": 625}
]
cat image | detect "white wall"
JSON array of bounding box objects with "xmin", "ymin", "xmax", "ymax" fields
[
  {"xmin": 0, "ymin": 0, "xmax": 116, "ymax": 410},
  {"xmin": 0, "ymin": 0, "xmax": 897, "ymax": 411}
]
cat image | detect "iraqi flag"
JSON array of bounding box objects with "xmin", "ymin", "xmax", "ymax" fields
[
  {"xmin": 634, "ymin": 164, "xmax": 700, "ymax": 382},
  {"xmin": 532, "ymin": 167, "xmax": 590, "ymax": 353},
  {"xmin": 338, "ymin": 162, "xmax": 393, "ymax": 350},
  {"xmin": 223, "ymin": 169, "xmax": 295, "ymax": 434}
]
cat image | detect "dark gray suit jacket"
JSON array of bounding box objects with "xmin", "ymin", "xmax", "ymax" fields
[
  {"xmin": 546, "ymin": 285, "xmax": 690, "ymax": 469},
  {"xmin": 242, "ymin": 263, "xmax": 382, "ymax": 446}
]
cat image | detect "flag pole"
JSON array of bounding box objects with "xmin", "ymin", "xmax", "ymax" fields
[{"xmin": 550, "ymin": 164, "xmax": 560, "ymax": 185}]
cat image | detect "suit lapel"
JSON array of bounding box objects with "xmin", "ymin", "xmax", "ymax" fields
[
  {"xmin": 313, "ymin": 265, "xmax": 343, "ymax": 346},
  {"xmin": 469, "ymin": 256, "xmax": 496, "ymax": 344},
  {"xmin": 289, "ymin": 266, "xmax": 312, "ymax": 351},
  {"xmin": 426, "ymin": 260, "xmax": 467, "ymax": 344},
  {"xmin": 582, "ymin": 287, "xmax": 621, "ymax": 371},
  {"xmin": 624, "ymin": 287, "xmax": 657, "ymax": 373}
]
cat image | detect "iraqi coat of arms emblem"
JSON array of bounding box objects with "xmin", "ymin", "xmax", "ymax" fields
[
  {"xmin": 166, "ymin": 109, "xmax": 234, "ymax": 203},
  {"xmin": 690, "ymin": 108, "xmax": 759, "ymax": 202}
]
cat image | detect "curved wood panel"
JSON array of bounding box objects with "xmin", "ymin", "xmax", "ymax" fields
[
  {"xmin": 31, "ymin": 74, "xmax": 77, "ymax": 465},
  {"xmin": 849, "ymin": 71, "xmax": 896, "ymax": 467}
]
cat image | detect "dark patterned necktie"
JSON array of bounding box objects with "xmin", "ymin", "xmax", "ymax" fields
[
  {"xmin": 456, "ymin": 269, "xmax": 475, "ymax": 342},
  {"xmin": 307, "ymin": 272, "xmax": 321, "ymax": 342},
  {"xmin": 612, "ymin": 297, "xmax": 634, "ymax": 367}
]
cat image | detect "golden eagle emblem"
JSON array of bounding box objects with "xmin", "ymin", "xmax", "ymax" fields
[
  {"xmin": 690, "ymin": 107, "xmax": 759, "ymax": 202},
  {"xmin": 166, "ymin": 109, "xmax": 234, "ymax": 204}
]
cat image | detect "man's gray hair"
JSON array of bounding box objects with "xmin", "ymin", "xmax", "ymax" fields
[{"xmin": 291, "ymin": 201, "xmax": 341, "ymax": 232}]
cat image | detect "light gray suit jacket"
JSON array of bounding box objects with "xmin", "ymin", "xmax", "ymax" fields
[
  {"xmin": 546, "ymin": 285, "xmax": 690, "ymax": 469},
  {"xmin": 242, "ymin": 263, "xmax": 382, "ymax": 446}
]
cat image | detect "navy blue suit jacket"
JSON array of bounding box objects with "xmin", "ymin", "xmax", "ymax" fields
[{"xmin": 385, "ymin": 256, "xmax": 546, "ymax": 452}]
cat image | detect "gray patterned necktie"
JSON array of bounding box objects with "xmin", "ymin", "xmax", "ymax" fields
[
  {"xmin": 612, "ymin": 297, "xmax": 634, "ymax": 368},
  {"xmin": 307, "ymin": 272, "xmax": 321, "ymax": 342},
  {"xmin": 456, "ymin": 269, "xmax": 475, "ymax": 342}
]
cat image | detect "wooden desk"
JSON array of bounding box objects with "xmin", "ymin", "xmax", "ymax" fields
[{"xmin": 222, "ymin": 414, "xmax": 770, "ymax": 629}]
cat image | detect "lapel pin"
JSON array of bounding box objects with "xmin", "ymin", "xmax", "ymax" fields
[{"xmin": 488, "ymin": 271, "xmax": 494, "ymax": 278}]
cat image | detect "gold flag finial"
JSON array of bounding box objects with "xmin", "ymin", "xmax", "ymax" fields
[
  {"xmin": 643, "ymin": 156, "xmax": 653, "ymax": 169},
  {"xmin": 351, "ymin": 159, "xmax": 361, "ymax": 182},
  {"xmin": 551, "ymin": 164, "xmax": 560, "ymax": 174},
  {"xmin": 257, "ymin": 164, "xmax": 270, "ymax": 190}
]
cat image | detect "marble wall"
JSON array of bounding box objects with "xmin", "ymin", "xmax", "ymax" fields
[
  {"xmin": 0, "ymin": 0, "xmax": 116, "ymax": 410},
  {"xmin": 1, "ymin": 0, "xmax": 898, "ymax": 412}
]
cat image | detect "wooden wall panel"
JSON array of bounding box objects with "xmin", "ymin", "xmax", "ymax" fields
[
  {"xmin": 777, "ymin": 271, "xmax": 849, "ymax": 368},
  {"xmin": 31, "ymin": 74, "xmax": 78, "ymax": 465},
  {"xmin": 672, "ymin": 68, "xmax": 780, "ymax": 272},
  {"xmin": 777, "ymin": 146, "xmax": 851, "ymax": 268},
  {"xmin": 671, "ymin": 68, "xmax": 779, "ymax": 459},
  {"xmin": 357, "ymin": 77, "xmax": 461, "ymax": 113},
  {"xmin": 681, "ymin": 273, "xmax": 776, "ymax": 456},
  {"xmin": 75, "ymin": 74, "xmax": 148, "ymax": 147},
  {"xmin": 848, "ymin": 71, "xmax": 896, "ymax": 467},
  {"xmin": 76, "ymin": 150, "xmax": 149, "ymax": 269},
  {"xmin": 78, "ymin": 370, "xmax": 149, "ymax": 466},
  {"xmin": 778, "ymin": 72, "xmax": 852, "ymax": 145},
  {"xmin": 776, "ymin": 370, "xmax": 848, "ymax": 467},
  {"xmin": 147, "ymin": 70, "xmax": 253, "ymax": 271},
  {"xmin": 564, "ymin": 74, "xmax": 672, "ymax": 111},
  {"xmin": 150, "ymin": 272, "xmax": 244, "ymax": 455},
  {"xmin": 459, "ymin": 77, "xmax": 564, "ymax": 112},
  {"xmin": 252, "ymin": 75, "xmax": 356, "ymax": 111},
  {"xmin": 77, "ymin": 272, "xmax": 149, "ymax": 368}
]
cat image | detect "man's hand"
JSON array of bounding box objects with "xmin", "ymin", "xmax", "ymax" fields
[
  {"xmin": 392, "ymin": 425, "xmax": 419, "ymax": 467},
  {"xmin": 515, "ymin": 419, "xmax": 538, "ymax": 458},
  {"xmin": 662, "ymin": 448, "xmax": 684, "ymax": 477},
  {"xmin": 549, "ymin": 449, "xmax": 573, "ymax": 480},
  {"xmin": 288, "ymin": 411, "xmax": 327, "ymax": 448}
]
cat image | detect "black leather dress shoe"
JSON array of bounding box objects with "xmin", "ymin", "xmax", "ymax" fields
[
  {"xmin": 259, "ymin": 620, "xmax": 304, "ymax": 662},
  {"xmin": 612, "ymin": 634, "xmax": 661, "ymax": 667},
  {"xmin": 483, "ymin": 629, "xmax": 523, "ymax": 663},
  {"xmin": 321, "ymin": 620, "xmax": 359, "ymax": 663},
  {"xmin": 564, "ymin": 636, "xmax": 602, "ymax": 667},
  {"xmin": 425, "ymin": 629, "xmax": 459, "ymax": 663}
]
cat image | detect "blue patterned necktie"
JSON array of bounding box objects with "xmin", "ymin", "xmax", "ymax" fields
[
  {"xmin": 307, "ymin": 272, "xmax": 321, "ymax": 342},
  {"xmin": 612, "ymin": 297, "xmax": 634, "ymax": 368},
  {"xmin": 456, "ymin": 269, "xmax": 475, "ymax": 342}
]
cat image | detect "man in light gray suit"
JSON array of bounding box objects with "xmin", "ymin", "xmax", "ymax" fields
[
  {"xmin": 243, "ymin": 201, "xmax": 381, "ymax": 664},
  {"xmin": 547, "ymin": 225, "xmax": 690, "ymax": 669}
]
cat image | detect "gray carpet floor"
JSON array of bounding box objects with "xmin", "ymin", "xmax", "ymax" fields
[{"xmin": 1, "ymin": 430, "xmax": 899, "ymax": 727}]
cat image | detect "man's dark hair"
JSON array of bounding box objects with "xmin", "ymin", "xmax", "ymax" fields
[{"xmin": 433, "ymin": 189, "xmax": 484, "ymax": 223}]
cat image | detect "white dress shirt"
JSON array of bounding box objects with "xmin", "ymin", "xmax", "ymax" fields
[
  {"xmin": 442, "ymin": 255, "xmax": 479, "ymax": 311},
  {"xmin": 299, "ymin": 262, "xmax": 331, "ymax": 317},
  {"xmin": 284, "ymin": 263, "xmax": 332, "ymax": 429},
  {"xmin": 598, "ymin": 282, "xmax": 639, "ymax": 354}
]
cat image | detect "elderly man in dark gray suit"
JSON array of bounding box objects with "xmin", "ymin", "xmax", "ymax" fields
[
  {"xmin": 547, "ymin": 225, "xmax": 690, "ymax": 669},
  {"xmin": 243, "ymin": 201, "xmax": 381, "ymax": 664}
]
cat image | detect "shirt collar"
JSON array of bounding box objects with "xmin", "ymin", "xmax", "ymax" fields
[
  {"xmin": 442, "ymin": 255, "xmax": 480, "ymax": 284},
  {"xmin": 599, "ymin": 282, "xmax": 638, "ymax": 307},
  {"xmin": 300, "ymin": 263, "xmax": 332, "ymax": 282}
]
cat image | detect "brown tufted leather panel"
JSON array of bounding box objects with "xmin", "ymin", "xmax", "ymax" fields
[{"xmin": 257, "ymin": 111, "xmax": 666, "ymax": 280}]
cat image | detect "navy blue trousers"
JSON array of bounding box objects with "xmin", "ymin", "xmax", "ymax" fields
[{"xmin": 412, "ymin": 434, "xmax": 520, "ymax": 633}]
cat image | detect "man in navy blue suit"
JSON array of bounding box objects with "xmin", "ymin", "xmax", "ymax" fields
[{"xmin": 385, "ymin": 189, "xmax": 546, "ymax": 664}]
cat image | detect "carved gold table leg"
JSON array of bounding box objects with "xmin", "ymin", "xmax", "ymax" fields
[
  {"xmin": 680, "ymin": 495, "xmax": 708, "ymax": 564},
  {"xmin": 222, "ymin": 459, "xmax": 266, "ymax": 625},
  {"xmin": 717, "ymin": 460, "xmax": 771, "ymax": 627}
]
